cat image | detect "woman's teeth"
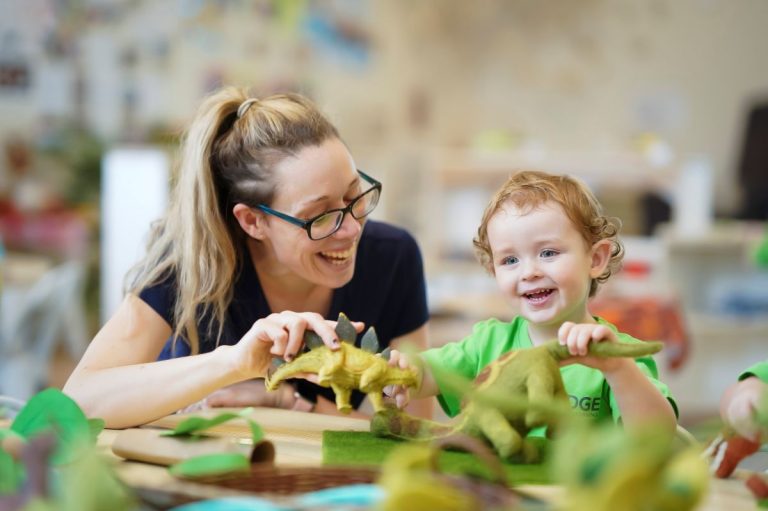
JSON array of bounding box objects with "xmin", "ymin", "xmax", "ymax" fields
[{"xmin": 320, "ymin": 248, "xmax": 354, "ymax": 265}]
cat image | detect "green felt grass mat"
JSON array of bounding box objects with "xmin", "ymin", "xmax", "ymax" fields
[{"xmin": 322, "ymin": 430, "xmax": 552, "ymax": 485}]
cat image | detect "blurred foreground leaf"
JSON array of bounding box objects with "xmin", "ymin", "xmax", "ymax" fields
[{"xmin": 169, "ymin": 452, "xmax": 250, "ymax": 479}]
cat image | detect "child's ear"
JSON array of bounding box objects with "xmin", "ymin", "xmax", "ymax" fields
[
  {"xmin": 589, "ymin": 239, "xmax": 612, "ymax": 278},
  {"xmin": 232, "ymin": 203, "xmax": 267, "ymax": 240}
]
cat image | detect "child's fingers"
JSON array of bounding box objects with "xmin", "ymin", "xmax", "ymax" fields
[
  {"xmin": 558, "ymin": 321, "xmax": 575, "ymax": 344},
  {"xmin": 387, "ymin": 349, "xmax": 403, "ymax": 367}
]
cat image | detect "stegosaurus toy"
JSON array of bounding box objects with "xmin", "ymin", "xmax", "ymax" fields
[
  {"xmin": 371, "ymin": 339, "xmax": 663, "ymax": 462},
  {"xmin": 265, "ymin": 313, "xmax": 420, "ymax": 414}
]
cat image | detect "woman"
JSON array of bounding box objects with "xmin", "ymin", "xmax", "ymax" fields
[{"xmin": 64, "ymin": 87, "xmax": 430, "ymax": 428}]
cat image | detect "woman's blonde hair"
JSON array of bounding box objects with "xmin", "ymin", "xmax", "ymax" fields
[
  {"xmin": 473, "ymin": 170, "xmax": 624, "ymax": 297},
  {"xmin": 128, "ymin": 86, "xmax": 339, "ymax": 354}
]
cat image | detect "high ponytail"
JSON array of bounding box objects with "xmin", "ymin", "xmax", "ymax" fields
[{"xmin": 128, "ymin": 86, "xmax": 339, "ymax": 353}]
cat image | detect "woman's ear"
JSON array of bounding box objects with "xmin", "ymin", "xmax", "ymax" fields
[
  {"xmin": 589, "ymin": 239, "xmax": 612, "ymax": 279},
  {"xmin": 232, "ymin": 203, "xmax": 267, "ymax": 240}
]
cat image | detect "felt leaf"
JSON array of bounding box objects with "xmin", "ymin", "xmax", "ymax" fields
[
  {"xmin": 169, "ymin": 452, "xmax": 250, "ymax": 479},
  {"xmin": 162, "ymin": 407, "xmax": 255, "ymax": 437},
  {"xmin": 0, "ymin": 447, "xmax": 22, "ymax": 494},
  {"xmin": 304, "ymin": 330, "xmax": 325, "ymax": 350},
  {"xmin": 11, "ymin": 388, "xmax": 94, "ymax": 464},
  {"xmin": 248, "ymin": 420, "xmax": 265, "ymax": 444},
  {"xmin": 335, "ymin": 312, "xmax": 356, "ymax": 344},
  {"xmin": 58, "ymin": 446, "xmax": 136, "ymax": 511},
  {"xmin": 380, "ymin": 347, "xmax": 392, "ymax": 361},
  {"xmin": 88, "ymin": 418, "xmax": 105, "ymax": 444},
  {"xmin": 360, "ymin": 327, "xmax": 379, "ymax": 353}
]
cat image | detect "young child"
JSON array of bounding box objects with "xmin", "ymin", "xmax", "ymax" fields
[
  {"xmin": 720, "ymin": 360, "xmax": 768, "ymax": 441},
  {"xmin": 390, "ymin": 170, "xmax": 677, "ymax": 433}
]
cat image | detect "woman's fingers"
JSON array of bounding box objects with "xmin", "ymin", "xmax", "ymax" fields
[{"xmin": 283, "ymin": 315, "xmax": 309, "ymax": 361}]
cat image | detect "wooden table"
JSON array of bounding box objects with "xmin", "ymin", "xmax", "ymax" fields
[{"xmin": 99, "ymin": 407, "xmax": 759, "ymax": 510}]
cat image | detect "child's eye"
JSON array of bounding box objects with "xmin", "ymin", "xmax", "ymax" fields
[
  {"xmin": 540, "ymin": 249, "xmax": 558, "ymax": 258},
  {"xmin": 501, "ymin": 256, "xmax": 519, "ymax": 265}
]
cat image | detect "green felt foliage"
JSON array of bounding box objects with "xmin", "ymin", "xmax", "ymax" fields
[
  {"xmin": 0, "ymin": 447, "xmax": 23, "ymax": 494},
  {"xmin": 10, "ymin": 388, "xmax": 100, "ymax": 464},
  {"xmin": 0, "ymin": 388, "xmax": 134, "ymax": 509},
  {"xmin": 322, "ymin": 430, "xmax": 551, "ymax": 485},
  {"xmin": 164, "ymin": 409, "xmax": 266, "ymax": 480},
  {"xmin": 169, "ymin": 452, "xmax": 251, "ymax": 479},
  {"xmin": 162, "ymin": 407, "xmax": 264, "ymax": 443},
  {"xmin": 56, "ymin": 448, "xmax": 135, "ymax": 511}
]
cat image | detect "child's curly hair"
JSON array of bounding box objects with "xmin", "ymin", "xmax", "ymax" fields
[{"xmin": 473, "ymin": 170, "xmax": 624, "ymax": 297}]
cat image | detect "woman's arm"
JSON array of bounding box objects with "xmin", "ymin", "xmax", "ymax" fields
[{"xmin": 63, "ymin": 294, "xmax": 341, "ymax": 428}]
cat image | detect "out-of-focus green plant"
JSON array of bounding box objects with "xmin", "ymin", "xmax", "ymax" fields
[{"xmin": 0, "ymin": 388, "xmax": 134, "ymax": 510}]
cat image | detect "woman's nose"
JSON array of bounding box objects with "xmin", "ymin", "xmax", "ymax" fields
[{"xmin": 333, "ymin": 210, "xmax": 363, "ymax": 239}]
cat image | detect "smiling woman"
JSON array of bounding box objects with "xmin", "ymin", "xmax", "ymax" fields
[{"xmin": 63, "ymin": 87, "xmax": 430, "ymax": 428}]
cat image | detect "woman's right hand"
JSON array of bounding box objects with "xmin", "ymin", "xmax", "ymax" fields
[{"xmin": 226, "ymin": 311, "xmax": 361, "ymax": 379}]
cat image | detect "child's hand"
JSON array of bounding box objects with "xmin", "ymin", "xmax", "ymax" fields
[
  {"xmin": 720, "ymin": 376, "xmax": 768, "ymax": 442},
  {"xmin": 383, "ymin": 349, "xmax": 412, "ymax": 409},
  {"xmin": 558, "ymin": 321, "xmax": 629, "ymax": 373}
]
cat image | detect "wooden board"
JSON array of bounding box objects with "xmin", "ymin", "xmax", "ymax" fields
[{"xmin": 145, "ymin": 407, "xmax": 370, "ymax": 467}]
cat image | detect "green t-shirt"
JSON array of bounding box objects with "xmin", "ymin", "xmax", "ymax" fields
[
  {"xmin": 740, "ymin": 360, "xmax": 768, "ymax": 383},
  {"xmin": 422, "ymin": 316, "xmax": 678, "ymax": 429}
]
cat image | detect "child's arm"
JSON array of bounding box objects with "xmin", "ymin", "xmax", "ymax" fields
[
  {"xmin": 720, "ymin": 376, "xmax": 767, "ymax": 442},
  {"xmin": 558, "ymin": 321, "xmax": 677, "ymax": 433},
  {"xmin": 384, "ymin": 349, "xmax": 439, "ymax": 408}
]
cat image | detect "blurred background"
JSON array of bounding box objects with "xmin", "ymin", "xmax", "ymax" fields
[{"xmin": 0, "ymin": 0, "xmax": 767, "ymax": 427}]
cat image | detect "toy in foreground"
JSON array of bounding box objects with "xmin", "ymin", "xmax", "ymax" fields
[
  {"xmin": 555, "ymin": 423, "xmax": 708, "ymax": 511},
  {"xmin": 372, "ymin": 339, "xmax": 663, "ymax": 462},
  {"xmin": 377, "ymin": 434, "xmax": 520, "ymax": 511},
  {"xmin": 265, "ymin": 313, "xmax": 419, "ymax": 413}
]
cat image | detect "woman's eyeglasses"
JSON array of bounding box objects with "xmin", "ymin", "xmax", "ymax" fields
[{"xmin": 256, "ymin": 170, "xmax": 381, "ymax": 240}]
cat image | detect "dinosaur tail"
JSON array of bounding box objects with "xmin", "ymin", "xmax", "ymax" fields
[
  {"xmin": 546, "ymin": 339, "xmax": 663, "ymax": 362},
  {"xmin": 371, "ymin": 406, "xmax": 459, "ymax": 441}
]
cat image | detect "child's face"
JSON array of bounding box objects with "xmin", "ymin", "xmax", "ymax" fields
[{"xmin": 486, "ymin": 200, "xmax": 608, "ymax": 329}]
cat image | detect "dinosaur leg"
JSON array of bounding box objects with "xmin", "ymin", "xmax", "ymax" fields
[
  {"xmin": 318, "ymin": 350, "xmax": 345, "ymax": 386},
  {"xmin": 359, "ymin": 364, "xmax": 388, "ymax": 412},
  {"xmin": 367, "ymin": 389, "xmax": 385, "ymax": 412},
  {"xmin": 524, "ymin": 369, "xmax": 558, "ymax": 428},
  {"xmin": 475, "ymin": 407, "xmax": 523, "ymax": 460},
  {"xmin": 331, "ymin": 384, "xmax": 352, "ymax": 414}
]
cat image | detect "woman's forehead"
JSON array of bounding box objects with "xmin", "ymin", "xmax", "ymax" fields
[{"xmin": 271, "ymin": 141, "xmax": 357, "ymax": 205}]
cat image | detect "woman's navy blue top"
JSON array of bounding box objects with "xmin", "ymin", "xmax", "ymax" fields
[{"xmin": 138, "ymin": 220, "xmax": 429, "ymax": 409}]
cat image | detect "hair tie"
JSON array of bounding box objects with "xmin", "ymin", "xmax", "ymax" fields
[{"xmin": 237, "ymin": 98, "xmax": 259, "ymax": 119}]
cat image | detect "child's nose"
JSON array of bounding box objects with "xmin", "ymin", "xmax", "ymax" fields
[{"xmin": 521, "ymin": 259, "xmax": 542, "ymax": 279}]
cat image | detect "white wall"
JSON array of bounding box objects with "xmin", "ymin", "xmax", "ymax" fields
[{"xmin": 100, "ymin": 147, "xmax": 169, "ymax": 324}]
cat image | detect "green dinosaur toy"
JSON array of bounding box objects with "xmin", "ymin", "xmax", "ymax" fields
[
  {"xmin": 371, "ymin": 339, "xmax": 663, "ymax": 462},
  {"xmin": 265, "ymin": 313, "xmax": 420, "ymax": 414},
  {"xmin": 554, "ymin": 422, "xmax": 708, "ymax": 511}
]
